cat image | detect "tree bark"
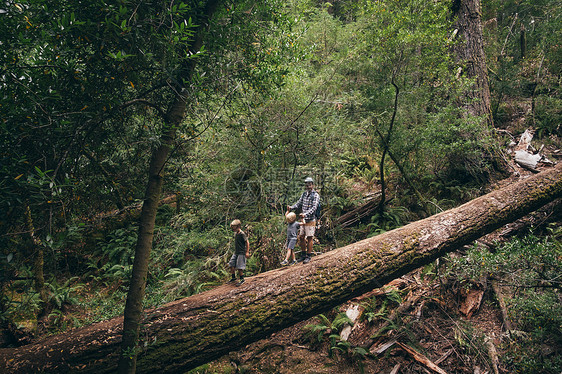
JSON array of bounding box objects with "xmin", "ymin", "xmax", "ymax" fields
[
  {"xmin": 452, "ymin": 0, "xmax": 509, "ymax": 176},
  {"xmin": 2, "ymin": 164, "xmax": 561, "ymax": 373},
  {"xmin": 117, "ymin": 122, "xmax": 181, "ymax": 374},
  {"xmin": 452, "ymin": 0, "xmax": 493, "ymax": 125},
  {"xmin": 117, "ymin": 1, "xmax": 222, "ymax": 372}
]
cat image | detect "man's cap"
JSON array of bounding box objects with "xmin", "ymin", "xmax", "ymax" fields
[
  {"xmin": 304, "ymin": 177, "xmax": 314, "ymax": 183},
  {"xmin": 230, "ymin": 219, "xmax": 241, "ymax": 227}
]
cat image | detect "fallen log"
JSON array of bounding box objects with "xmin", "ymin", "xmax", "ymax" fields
[
  {"xmin": 396, "ymin": 341, "xmax": 449, "ymax": 374},
  {"xmin": 335, "ymin": 193, "xmax": 380, "ymax": 228},
  {"xmin": 491, "ymin": 280, "xmax": 514, "ymax": 332},
  {"xmin": 1, "ymin": 164, "xmax": 561, "ymax": 373}
]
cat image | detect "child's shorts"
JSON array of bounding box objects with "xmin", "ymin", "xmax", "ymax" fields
[
  {"xmin": 229, "ymin": 253, "xmax": 247, "ymax": 270},
  {"xmin": 286, "ymin": 238, "xmax": 297, "ymax": 250}
]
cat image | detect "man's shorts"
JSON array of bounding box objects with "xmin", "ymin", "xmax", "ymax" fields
[
  {"xmin": 229, "ymin": 253, "xmax": 247, "ymax": 270},
  {"xmin": 299, "ymin": 220, "xmax": 316, "ymax": 237}
]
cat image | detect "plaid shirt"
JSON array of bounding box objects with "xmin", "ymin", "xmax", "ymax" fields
[{"xmin": 290, "ymin": 190, "xmax": 320, "ymax": 222}]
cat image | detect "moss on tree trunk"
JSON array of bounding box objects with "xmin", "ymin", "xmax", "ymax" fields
[{"xmin": 2, "ymin": 164, "xmax": 561, "ymax": 373}]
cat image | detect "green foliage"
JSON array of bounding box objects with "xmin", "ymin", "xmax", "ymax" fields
[
  {"xmin": 535, "ymin": 96, "xmax": 562, "ymax": 137},
  {"xmin": 485, "ymin": 0, "xmax": 562, "ymax": 140},
  {"xmin": 0, "ymin": 5, "xmax": 560, "ymax": 373},
  {"xmin": 47, "ymin": 277, "xmax": 82, "ymax": 310},
  {"xmin": 88, "ymin": 226, "xmax": 137, "ymax": 285},
  {"xmin": 304, "ymin": 310, "xmax": 370, "ymax": 368},
  {"xmin": 304, "ymin": 313, "xmax": 332, "ymax": 343},
  {"xmin": 163, "ymin": 255, "xmax": 230, "ymax": 299},
  {"xmin": 452, "ymin": 321, "xmax": 489, "ymax": 362},
  {"xmin": 46, "ymin": 309, "xmax": 80, "ymax": 334},
  {"xmin": 0, "ymin": 288, "xmax": 42, "ymax": 327},
  {"xmin": 361, "ymin": 289, "xmax": 403, "ymax": 342},
  {"xmin": 367, "ymin": 206, "xmax": 407, "ymax": 235},
  {"xmin": 443, "ymin": 231, "xmax": 562, "ymax": 373},
  {"xmin": 78, "ymin": 288, "xmax": 128, "ymax": 324},
  {"xmin": 304, "ymin": 312, "xmax": 353, "ymax": 344}
]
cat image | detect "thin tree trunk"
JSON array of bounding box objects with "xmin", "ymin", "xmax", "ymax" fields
[
  {"xmin": 375, "ymin": 127, "xmax": 425, "ymax": 207},
  {"xmin": 377, "ymin": 79, "xmax": 400, "ymax": 214},
  {"xmin": 117, "ymin": 120, "xmax": 182, "ymax": 374},
  {"xmin": 3, "ymin": 163, "xmax": 561, "ymax": 374},
  {"xmin": 520, "ymin": 23, "xmax": 526, "ymax": 59},
  {"xmin": 24, "ymin": 205, "xmax": 48, "ymax": 316},
  {"xmin": 117, "ymin": 1, "xmax": 222, "ymax": 372}
]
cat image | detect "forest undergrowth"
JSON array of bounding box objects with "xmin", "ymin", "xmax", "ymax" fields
[
  {"xmin": 2, "ymin": 157, "xmax": 561, "ymax": 373},
  {"xmin": 1, "ymin": 0, "xmax": 561, "ymax": 372},
  {"xmin": 198, "ymin": 222, "xmax": 562, "ymax": 374}
]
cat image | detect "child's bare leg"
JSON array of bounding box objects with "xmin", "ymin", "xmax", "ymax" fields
[
  {"xmin": 228, "ymin": 266, "xmax": 236, "ymax": 282},
  {"xmin": 285, "ymin": 248, "xmax": 294, "ymax": 262}
]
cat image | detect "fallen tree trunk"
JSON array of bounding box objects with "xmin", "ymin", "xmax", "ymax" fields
[
  {"xmin": 1, "ymin": 164, "xmax": 561, "ymax": 373},
  {"xmin": 336, "ymin": 193, "xmax": 380, "ymax": 228}
]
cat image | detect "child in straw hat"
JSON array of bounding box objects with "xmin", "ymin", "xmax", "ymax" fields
[{"xmin": 280, "ymin": 212, "xmax": 300, "ymax": 266}]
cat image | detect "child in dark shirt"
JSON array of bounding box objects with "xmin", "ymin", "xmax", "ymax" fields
[{"xmin": 228, "ymin": 219, "xmax": 250, "ymax": 285}]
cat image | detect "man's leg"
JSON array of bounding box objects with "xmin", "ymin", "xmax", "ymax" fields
[
  {"xmin": 297, "ymin": 234, "xmax": 306, "ymax": 261},
  {"xmin": 303, "ymin": 237, "xmax": 313, "ymax": 264},
  {"xmin": 303, "ymin": 221, "xmax": 316, "ymax": 264}
]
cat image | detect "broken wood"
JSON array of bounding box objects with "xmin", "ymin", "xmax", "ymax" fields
[
  {"xmin": 340, "ymin": 304, "xmax": 362, "ymax": 341},
  {"xmin": 390, "ymin": 363, "xmax": 402, "ymax": 374},
  {"xmin": 512, "ymin": 128, "xmax": 554, "ymax": 172},
  {"xmin": 370, "ymin": 339, "xmax": 397, "ymax": 355},
  {"xmin": 396, "ymin": 341, "xmax": 449, "ymax": 374},
  {"xmin": 491, "ymin": 280, "xmax": 514, "ymax": 332},
  {"xmin": 514, "ymin": 128, "xmax": 535, "ymax": 152},
  {"xmin": 514, "ymin": 150, "xmax": 543, "ymax": 172},
  {"xmin": 434, "ymin": 349, "xmax": 453, "ymax": 365},
  {"xmin": 485, "ymin": 336, "xmax": 500, "ymax": 374},
  {"xmin": 1, "ymin": 164, "xmax": 561, "ymax": 373},
  {"xmin": 350, "ymin": 278, "xmax": 409, "ymax": 302},
  {"xmin": 459, "ymin": 282, "xmax": 485, "ymax": 319},
  {"xmin": 335, "ymin": 193, "xmax": 380, "ymax": 228}
]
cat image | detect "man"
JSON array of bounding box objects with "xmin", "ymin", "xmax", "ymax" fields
[{"xmin": 287, "ymin": 177, "xmax": 320, "ymax": 264}]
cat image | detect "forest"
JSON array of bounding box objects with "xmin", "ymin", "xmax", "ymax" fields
[{"xmin": 1, "ymin": 0, "xmax": 561, "ymax": 373}]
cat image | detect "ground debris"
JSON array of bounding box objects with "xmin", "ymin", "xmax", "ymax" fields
[{"xmin": 208, "ymin": 267, "xmax": 506, "ymax": 374}]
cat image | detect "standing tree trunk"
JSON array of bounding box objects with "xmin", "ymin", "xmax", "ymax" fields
[
  {"xmin": 3, "ymin": 163, "xmax": 561, "ymax": 374},
  {"xmin": 452, "ymin": 0, "xmax": 493, "ymax": 126},
  {"xmin": 117, "ymin": 118, "xmax": 183, "ymax": 374},
  {"xmin": 117, "ymin": 1, "xmax": 222, "ymax": 372},
  {"xmin": 452, "ymin": 0, "xmax": 508, "ymax": 177},
  {"xmin": 377, "ymin": 79, "xmax": 400, "ymax": 214},
  {"xmin": 24, "ymin": 205, "xmax": 48, "ymax": 317}
]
